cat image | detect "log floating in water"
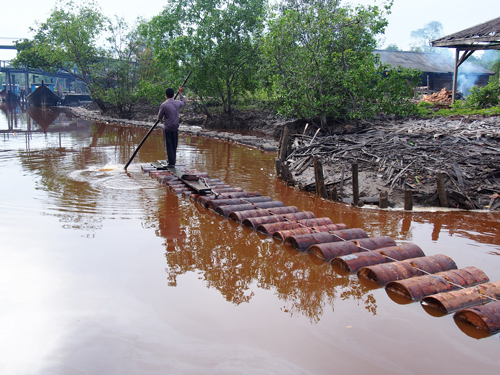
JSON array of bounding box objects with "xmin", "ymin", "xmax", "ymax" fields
[
  {"xmin": 242, "ymin": 211, "xmax": 316, "ymax": 229},
  {"xmin": 215, "ymin": 201, "xmax": 285, "ymax": 217},
  {"xmin": 228, "ymin": 206, "xmax": 301, "ymax": 223},
  {"xmin": 454, "ymin": 301, "xmax": 500, "ymax": 334},
  {"xmin": 256, "ymin": 217, "xmax": 334, "ymax": 236},
  {"xmin": 284, "ymin": 228, "xmax": 369, "ymax": 251},
  {"xmin": 273, "ymin": 223, "xmax": 349, "ymax": 242},
  {"xmin": 386, "ymin": 266, "xmax": 490, "ymax": 300},
  {"xmin": 332, "ymin": 243, "xmax": 425, "ymax": 273},
  {"xmin": 421, "ymin": 280, "xmax": 500, "ymax": 314},
  {"xmin": 357, "ymin": 254, "xmax": 457, "ymax": 285}
]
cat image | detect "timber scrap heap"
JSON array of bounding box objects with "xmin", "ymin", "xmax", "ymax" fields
[{"xmin": 279, "ymin": 117, "xmax": 500, "ymax": 210}]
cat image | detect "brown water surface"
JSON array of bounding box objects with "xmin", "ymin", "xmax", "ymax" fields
[{"xmin": 1, "ymin": 106, "xmax": 500, "ymax": 374}]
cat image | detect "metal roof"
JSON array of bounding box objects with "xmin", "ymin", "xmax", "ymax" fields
[
  {"xmin": 375, "ymin": 50, "xmax": 494, "ymax": 75},
  {"xmin": 431, "ymin": 16, "xmax": 500, "ymax": 50}
]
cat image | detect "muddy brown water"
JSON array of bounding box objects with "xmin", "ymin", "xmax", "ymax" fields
[{"xmin": 1, "ymin": 107, "xmax": 500, "ymax": 374}]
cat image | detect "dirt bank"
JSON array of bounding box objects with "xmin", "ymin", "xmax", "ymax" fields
[{"xmin": 70, "ymin": 103, "xmax": 500, "ymax": 210}]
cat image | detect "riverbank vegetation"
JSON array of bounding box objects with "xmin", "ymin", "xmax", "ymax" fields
[{"xmin": 12, "ymin": 0, "xmax": 500, "ymax": 128}]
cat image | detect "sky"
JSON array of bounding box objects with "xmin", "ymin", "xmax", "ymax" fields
[{"xmin": 1, "ymin": 0, "xmax": 500, "ymax": 61}]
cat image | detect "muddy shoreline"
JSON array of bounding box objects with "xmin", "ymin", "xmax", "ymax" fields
[{"xmin": 69, "ymin": 104, "xmax": 500, "ymax": 211}]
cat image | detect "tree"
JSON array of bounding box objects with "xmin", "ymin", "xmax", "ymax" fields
[
  {"xmin": 93, "ymin": 17, "xmax": 142, "ymax": 115},
  {"xmin": 385, "ymin": 43, "xmax": 401, "ymax": 51},
  {"xmin": 410, "ymin": 20, "xmax": 443, "ymax": 53},
  {"xmin": 13, "ymin": 0, "xmax": 109, "ymax": 110},
  {"xmin": 261, "ymin": 0, "xmax": 420, "ymax": 126},
  {"xmin": 140, "ymin": 0, "xmax": 267, "ymax": 117}
]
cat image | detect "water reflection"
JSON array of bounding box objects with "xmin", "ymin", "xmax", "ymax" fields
[
  {"xmin": 151, "ymin": 192, "xmax": 378, "ymax": 323},
  {"xmin": 5, "ymin": 109, "xmax": 500, "ymax": 328}
]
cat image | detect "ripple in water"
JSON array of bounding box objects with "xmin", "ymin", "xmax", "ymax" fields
[{"xmin": 68, "ymin": 163, "xmax": 158, "ymax": 191}]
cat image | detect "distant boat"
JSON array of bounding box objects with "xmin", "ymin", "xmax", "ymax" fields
[{"xmin": 26, "ymin": 81, "xmax": 60, "ymax": 107}]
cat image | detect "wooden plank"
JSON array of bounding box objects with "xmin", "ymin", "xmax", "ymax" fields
[{"xmin": 166, "ymin": 166, "xmax": 212, "ymax": 194}]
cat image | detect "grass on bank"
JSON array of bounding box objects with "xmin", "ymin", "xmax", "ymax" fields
[{"xmin": 416, "ymin": 101, "xmax": 500, "ymax": 118}]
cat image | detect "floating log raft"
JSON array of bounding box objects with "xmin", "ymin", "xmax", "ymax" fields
[{"xmin": 142, "ymin": 161, "xmax": 500, "ymax": 336}]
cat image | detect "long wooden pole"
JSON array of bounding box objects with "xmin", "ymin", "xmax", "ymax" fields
[{"xmin": 124, "ymin": 71, "xmax": 192, "ymax": 170}]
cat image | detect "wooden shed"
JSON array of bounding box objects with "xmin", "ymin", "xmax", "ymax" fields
[
  {"xmin": 431, "ymin": 16, "xmax": 500, "ymax": 102},
  {"xmin": 375, "ymin": 50, "xmax": 494, "ymax": 93}
]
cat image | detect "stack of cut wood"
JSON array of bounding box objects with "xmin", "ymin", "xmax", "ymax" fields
[
  {"xmin": 422, "ymin": 88, "xmax": 453, "ymax": 104},
  {"xmin": 281, "ymin": 116, "xmax": 500, "ymax": 210}
]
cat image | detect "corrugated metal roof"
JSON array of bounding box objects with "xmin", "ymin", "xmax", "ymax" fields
[
  {"xmin": 375, "ymin": 50, "xmax": 494, "ymax": 75},
  {"xmin": 432, "ymin": 16, "xmax": 500, "ymax": 43}
]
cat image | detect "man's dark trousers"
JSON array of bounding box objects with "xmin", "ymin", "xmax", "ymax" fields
[{"xmin": 164, "ymin": 130, "xmax": 178, "ymax": 166}]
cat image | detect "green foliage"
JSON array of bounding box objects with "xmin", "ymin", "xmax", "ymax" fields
[
  {"xmin": 466, "ymin": 81, "xmax": 500, "ymax": 109},
  {"xmin": 140, "ymin": 0, "xmax": 267, "ymax": 115},
  {"xmin": 385, "ymin": 44, "xmax": 401, "ymax": 51},
  {"xmin": 261, "ymin": 0, "xmax": 420, "ymax": 126},
  {"xmin": 13, "ymin": 0, "xmax": 108, "ymax": 109},
  {"xmin": 13, "ymin": 0, "xmax": 144, "ymax": 113}
]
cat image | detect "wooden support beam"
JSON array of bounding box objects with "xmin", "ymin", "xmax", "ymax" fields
[
  {"xmin": 379, "ymin": 191, "xmax": 389, "ymax": 209},
  {"xmin": 436, "ymin": 172, "xmax": 448, "ymax": 207},
  {"xmin": 352, "ymin": 161, "xmax": 359, "ymax": 206},
  {"xmin": 404, "ymin": 190, "xmax": 414, "ymax": 211},
  {"xmin": 314, "ymin": 156, "xmax": 328, "ymax": 198},
  {"xmin": 278, "ymin": 126, "xmax": 290, "ymax": 163}
]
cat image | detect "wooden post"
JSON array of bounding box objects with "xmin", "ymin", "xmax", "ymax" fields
[
  {"xmin": 275, "ymin": 158, "xmax": 282, "ymax": 177},
  {"xmin": 404, "ymin": 190, "xmax": 413, "ymax": 211},
  {"xmin": 452, "ymin": 49, "xmax": 459, "ymax": 105},
  {"xmin": 278, "ymin": 126, "xmax": 290, "ymax": 163},
  {"xmin": 314, "ymin": 156, "xmax": 328, "ymax": 198},
  {"xmin": 436, "ymin": 172, "xmax": 448, "ymax": 207},
  {"xmin": 331, "ymin": 186, "xmax": 338, "ymax": 201},
  {"xmin": 281, "ymin": 162, "xmax": 294, "ymax": 185},
  {"xmin": 339, "ymin": 165, "xmax": 345, "ymax": 196},
  {"xmin": 379, "ymin": 191, "xmax": 389, "ymax": 209},
  {"xmin": 352, "ymin": 161, "xmax": 359, "ymax": 206}
]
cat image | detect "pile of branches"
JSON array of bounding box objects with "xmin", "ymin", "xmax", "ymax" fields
[{"xmin": 282, "ymin": 116, "xmax": 500, "ymax": 210}]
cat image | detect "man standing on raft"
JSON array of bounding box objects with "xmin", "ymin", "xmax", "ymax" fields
[{"xmin": 158, "ymin": 86, "xmax": 186, "ymax": 166}]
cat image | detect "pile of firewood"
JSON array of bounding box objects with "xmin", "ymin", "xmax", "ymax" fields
[{"xmin": 422, "ymin": 88, "xmax": 454, "ymax": 104}]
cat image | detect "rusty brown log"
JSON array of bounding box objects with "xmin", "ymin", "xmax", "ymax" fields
[
  {"xmin": 309, "ymin": 241, "xmax": 364, "ymax": 261},
  {"xmin": 197, "ymin": 191, "xmax": 261, "ymax": 205},
  {"xmin": 216, "ymin": 201, "xmax": 285, "ymax": 217},
  {"xmin": 171, "ymin": 187, "xmax": 194, "ymax": 194},
  {"xmin": 386, "ymin": 266, "xmax": 490, "ymax": 300},
  {"xmin": 256, "ymin": 218, "xmax": 334, "ymax": 236},
  {"xmin": 421, "ymin": 280, "xmax": 500, "ymax": 314},
  {"xmin": 352, "ymin": 236, "xmax": 397, "ymax": 251},
  {"xmin": 273, "ymin": 223, "xmax": 349, "ymax": 242},
  {"xmin": 284, "ymin": 228, "xmax": 368, "ymax": 252},
  {"xmin": 332, "ymin": 243, "xmax": 424, "ymax": 272},
  {"xmin": 206, "ymin": 196, "xmax": 273, "ymax": 209},
  {"xmin": 454, "ymin": 300, "xmax": 500, "ymax": 334},
  {"xmin": 211, "ymin": 187, "xmax": 244, "ymax": 194},
  {"xmin": 242, "ymin": 211, "xmax": 316, "ymax": 229},
  {"xmin": 357, "ymin": 254, "xmax": 457, "ymax": 285},
  {"xmin": 228, "ymin": 206, "xmax": 300, "ymax": 222}
]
